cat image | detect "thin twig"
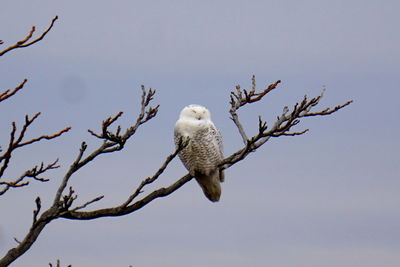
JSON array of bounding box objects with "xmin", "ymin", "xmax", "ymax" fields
[
  {"xmin": 0, "ymin": 159, "xmax": 59, "ymax": 196},
  {"xmin": 122, "ymin": 137, "xmax": 189, "ymax": 207},
  {"xmin": 18, "ymin": 127, "xmax": 71, "ymax": 147},
  {"xmin": 33, "ymin": 197, "xmax": 42, "ymax": 224},
  {"xmin": 0, "ymin": 79, "xmax": 28, "ymax": 102},
  {"xmin": 0, "ymin": 78, "xmax": 352, "ymax": 266},
  {"xmin": 0, "ymin": 113, "xmax": 70, "ymax": 196},
  {"xmin": 0, "ymin": 16, "xmax": 58, "ymax": 57},
  {"xmin": 53, "ymin": 142, "xmax": 87, "ymax": 204},
  {"xmin": 229, "ymin": 76, "xmax": 281, "ymax": 144},
  {"xmin": 70, "ymin": 195, "xmax": 105, "ymax": 212},
  {"xmin": 53, "ymin": 86, "xmax": 159, "ymax": 204}
]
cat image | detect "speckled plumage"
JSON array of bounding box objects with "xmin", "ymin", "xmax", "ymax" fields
[{"xmin": 174, "ymin": 105, "xmax": 224, "ymax": 202}]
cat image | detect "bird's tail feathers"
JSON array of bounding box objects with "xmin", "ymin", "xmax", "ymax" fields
[
  {"xmin": 195, "ymin": 171, "xmax": 222, "ymax": 202},
  {"xmin": 219, "ymin": 169, "xmax": 225, "ymax": 182}
]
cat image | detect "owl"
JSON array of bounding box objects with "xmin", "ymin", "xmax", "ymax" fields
[{"xmin": 174, "ymin": 104, "xmax": 225, "ymax": 202}]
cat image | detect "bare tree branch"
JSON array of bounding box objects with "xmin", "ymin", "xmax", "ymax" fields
[
  {"xmin": 54, "ymin": 85, "xmax": 159, "ymax": 206},
  {"xmin": 88, "ymin": 111, "xmax": 124, "ymax": 142},
  {"xmin": 0, "ymin": 15, "xmax": 64, "ymax": 196},
  {"xmin": 121, "ymin": 136, "xmax": 189, "ymax": 207},
  {"xmin": 57, "ymin": 78, "xmax": 351, "ymax": 221},
  {"xmin": 70, "ymin": 195, "xmax": 104, "ymax": 212},
  {"xmin": 86, "ymin": 86, "xmax": 159, "ymax": 154},
  {"xmin": 0, "ymin": 159, "xmax": 59, "ymax": 196},
  {"xmin": 230, "ymin": 75, "xmax": 281, "ymax": 144},
  {"xmin": 0, "ymin": 16, "xmax": 58, "ymax": 57},
  {"xmin": 49, "ymin": 259, "xmax": 71, "ymax": 267},
  {"xmin": 221, "ymin": 80, "xmax": 353, "ymax": 170},
  {"xmin": 32, "ymin": 197, "xmax": 42, "ymax": 224},
  {"xmin": 0, "ymin": 78, "xmax": 352, "ymax": 266},
  {"xmin": 0, "ymin": 85, "xmax": 161, "ymax": 266},
  {"xmin": 0, "ymin": 112, "xmax": 70, "ymax": 196},
  {"xmin": 17, "ymin": 127, "xmax": 71, "ymax": 147},
  {"xmin": 0, "ymin": 15, "xmax": 62, "ymax": 197},
  {"xmin": 0, "ymin": 79, "xmax": 27, "ymax": 103}
]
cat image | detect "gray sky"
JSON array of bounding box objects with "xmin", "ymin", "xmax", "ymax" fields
[{"xmin": 1, "ymin": 0, "xmax": 399, "ymax": 266}]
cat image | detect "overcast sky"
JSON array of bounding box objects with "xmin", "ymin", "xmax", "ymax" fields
[{"xmin": 1, "ymin": 1, "xmax": 399, "ymax": 266}]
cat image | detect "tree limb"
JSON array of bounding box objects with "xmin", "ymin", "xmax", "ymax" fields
[
  {"xmin": 0, "ymin": 16, "xmax": 58, "ymax": 57},
  {"xmin": 0, "ymin": 79, "xmax": 27, "ymax": 103},
  {"xmin": 49, "ymin": 259, "xmax": 71, "ymax": 267},
  {"xmin": 221, "ymin": 79, "xmax": 353, "ymax": 169},
  {"xmin": 0, "ymin": 159, "xmax": 60, "ymax": 196},
  {"xmin": 121, "ymin": 136, "xmax": 189, "ymax": 207},
  {"xmin": 230, "ymin": 75, "xmax": 281, "ymax": 144},
  {"xmin": 0, "ymin": 112, "xmax": 70, "ymax": 196},
  {"xmin": 59, "ymin": 78, "xmax": 351, "ymax": 221},
  {"xmin": 0, "ymin": 85, "xmax": 160, "ymax": 265},
  {"xmin": 0, "ymin": 78, "xmax": 352, "ymax": 266}
]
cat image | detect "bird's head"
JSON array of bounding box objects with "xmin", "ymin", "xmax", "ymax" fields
[{"xmin": 179, "ymin": 104, "xmax": 211, "ymax": 121}]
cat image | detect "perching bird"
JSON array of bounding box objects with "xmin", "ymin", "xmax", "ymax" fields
[{"xmin": 174, "ymin": 104, "xmax": 224, "ymax": 202}]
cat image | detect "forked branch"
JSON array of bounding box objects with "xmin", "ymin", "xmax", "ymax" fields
[
  {"xmin": 87, "ymin": 85, "xmax": 159, "ymax": 153},
  {"xmin": 54, "ymin": 85, "xmax": 160, "ymax": 207},
  {"xmin": 0, "ymin": 112, "xmax": 70, "ymax": 196},
  {"xmin": 0, "ymin": 16, "xmax": 58, "ymax": 57},
  {"xmin": 0, "ymin": 85, "xmax": 162, "ymax": 266},
  {"xmin": 59, "ymin": 77, "xmax": 351, "ymax": 221},
  {"xmin": 222, "ymin": 77, "xmax": 352, "ymax": 169},
  {"xmin": 122, "ymin": 136, "xmax": 189, "ymax": 207},
  {"xmin": 0, "ymin": 78, "xmax": 352, "ymax": 266},
  {"xmin": 0, "ymin": 159, "xmax": 60, "ymax": 196},
  {"xmin": 0, "ymin": 79, "xmax": 27, "ymax": 103},
  {"xmin": 230, "ymin": 75, "xmax": 281, "ymax": 144},
  {"xmin": 49, "ymin": 259, "xmax": 71, "ymax": 267}
]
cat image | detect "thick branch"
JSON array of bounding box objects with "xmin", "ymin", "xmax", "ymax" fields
[
  {"xmin": 0, "ymin": 78, "xmax": 352, "ymax": 266},
  {"xmin": 58, "ymin": 78, "xmax": 351, "ymax": 221},
  {"xmin": 61, "ymin": 174, "xmax": 193, "ymax": 220},
  {"xmin": 0, "ymin": 86, "xmax": 162, "ymax": 264},
  {"xmin": 58, "ymin": 137, "xmax": 188, "ymax": 220},
  {"xmin": 0, "ymin": 206, "xmax": 60, "ymax": 266}
]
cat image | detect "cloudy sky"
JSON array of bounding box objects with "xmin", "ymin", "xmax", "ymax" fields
[{"xmin": 1, "ymin": 0, "xmax": 399, "ymax": 266}]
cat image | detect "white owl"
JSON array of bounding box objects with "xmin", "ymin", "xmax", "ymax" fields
[{"xmin": 174, "ymin": 105, "xmax": 225, "ymax": 202}]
